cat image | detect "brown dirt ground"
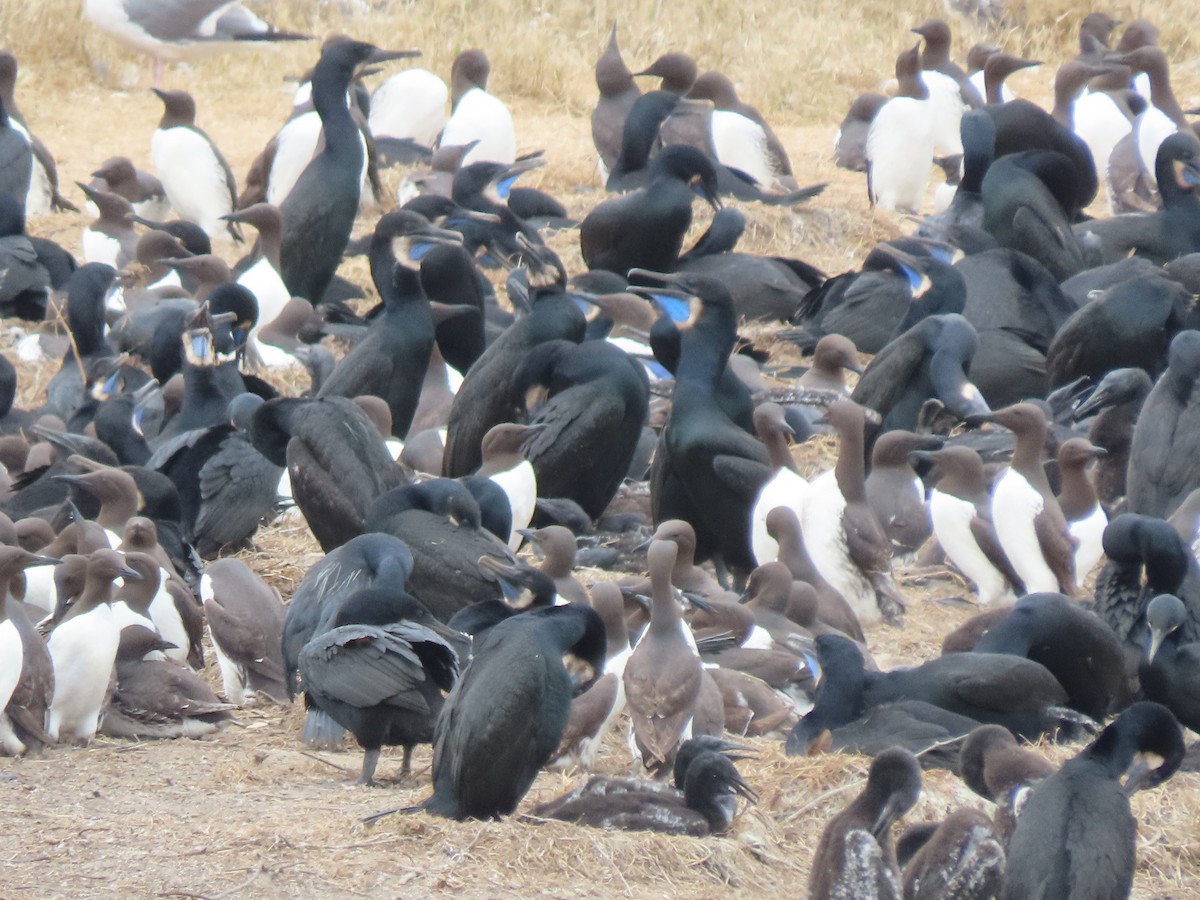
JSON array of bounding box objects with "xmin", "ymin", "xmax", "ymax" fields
[{"xmin": 1, "ymin": 14, "xmax": 1199, "ymax": 900}]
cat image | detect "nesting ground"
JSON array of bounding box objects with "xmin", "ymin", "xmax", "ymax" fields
[{"xmin": 2, "ymin": 2, "xmax": 1200, "ymax": 897}]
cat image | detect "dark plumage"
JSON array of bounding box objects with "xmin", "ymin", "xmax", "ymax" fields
[
  {"xmin": 1001, "ymin": 702, "xmax": 1185, "ymax": 900},
  {"xmin": 852, "ymin": 314, "xmax": 988, "ymax": 432},
  {"xmin": 591, "ymin": 25, "xmax": 640, "ymax": 177},
  {"xmin": 901, "ymin": 807, "xmax": 1005, "ymax": 900},
  {"xmin": 149, "ymin": 393, "xmax": 281, "ymax": 557},
  {"xmin": 582, "ymin": 145, "xmax": 720, "ymax": 276},
  {"xmin": 364, "ymin": 479, "xmax": 513, "ymax": 622},
  {"xmin": 1093, "ymin": 513, "xmax": 1200, "ymax": 656},
  {"xmin": 1126, "ymin": 330, "xmax": 1200, "ymax": 518},
  {"xmin": 424, "ymin": 604, "xmax": 606, "ymax": 820},
  {"xmin": 653, "ymin": 272, "xmax": 769, "ymax": 580},
  {"xmin": 442, "ymin": 244, "xmax": 585, "ymax": 477},
  {"xmin": 250, "ymin": 396, "xmax": 406, "ymax": 552},
  {"xmin": 958, "ymin": 723, "xmax": 1056, "ymax": 842},
  {"xmin": 981, "ymin": 151, "xmax": 1085, "ymax": 282},
  {"xmin": 956, "ymin": 249, "xmax": 1076, "ymax": 409},
  {"xmin": 971, "ymin": 592, "xmax": 1129, "ymax": 720},
  {"xmin": 1045, "ymin": 273, "xmax": 1189, "ymax": 388},
  {"xmin": 318, "ymin": 211, "xmax": 464, "ymax": 439},
  {"xmin": 0, "ymin": 193, "xmax": 56, "ymax": 321},
  {"xmin": 822, "ymin": 634, "xmax": 1078, "ymax": 741},
  {"xmin": 1140, "ymin": 594, "xmax": 1200, "ymax": 732},
  {"xmin": 1071, "ymin": 367, "xmax": 1153, "ymax": 506},
  {"xmin": 1074, "ymin": 132, "xmax": 1200, "ymax": 265},
  {"xmin": 201, "ymin": 558, "xmax": 288, "ymax": 705},
  {"xmin": 299, "ymin": 590, "xmax": 464, "ymax": 784},
  {"xmin": 511, "ymin": 339, "xmax": 649, "ymax": 519},
  {"xmin": 279, "ymin": 40, "xmax": 417, "ymax": 304}
]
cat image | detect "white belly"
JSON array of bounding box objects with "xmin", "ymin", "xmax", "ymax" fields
[
  {"xmin": 930, "ymin": 490, "xmax": 1013, "ymax": 605},
  {"xmin": 710, "ymin": 109, "xmax": 774, "ymax": 188},
  {"xmin": 442, "ymin": 88, "xmax": 516, "ymax": 165},
  {"xmin": 149, "ymin": 575, "xmax": 189, "ymax": 664},
  {"xmin": 1136, "ymin": 107, "xmax": 1178, "ymax": 190},
  {"xmin": 240, "ymin": 258, "xmax": 291, "ymax": 333},
  {"xmin": 751, "ymin": 468, "xmax": 809, "ymax": 566},
  {"xmin": 82, "ymin": 228, "xmax": 122, "ymax": 267},
  {"xmin": 866, "ymin": 97, "xmax": 935, "ymax": 213},
  {"xmin": 991, "ymin": 469, "xmax": 1059, "ymax": 593},
  {"xmin": 920, "ymin": 71, "xmax": 966, "ymax": 157},
  {"xmin": 1069, "ymin": 503, "xmax": 1108, "ymax": 588},
  {"xmin": 369, "ymin": 69, "xmax": 448, "ymax": 147},
  {"xmin": 490, "ymin": 460, "xmax": 537, "ymax": 551},
  {"xmin": 152, "ymin": 127, "xmax": 233, "ymax": 238},
  {"xmin": 47, "ymin": 605, "xmax": 119, "ymax": 741},
  {"xmin": 801, "ymin": 471, "xmax": 879, "ymax": 625}
]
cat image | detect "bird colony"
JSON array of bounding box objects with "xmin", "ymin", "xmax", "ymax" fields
[{"xmin": 0, "ymin": 3, "xmax": 1199, "ymax": 897}]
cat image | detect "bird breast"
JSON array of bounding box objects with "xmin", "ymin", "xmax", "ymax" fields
[
  {"xmin": 991, "ymin": 469, "xmax": 1058, "ymax": 593},
  {"xmin": 369, "ymin": 69, "xmax": 449, "ymax": 147},
  {"xmin": 442, "ymin": 89, "xmax": 516, "ymax": 166},
  {"xmin": 929, "ymin": 489, "xmax": 1011, "ymax": 605},
  {"xmin": 151, "ymin": 127, "xmax": 233, "ymax": 235}
]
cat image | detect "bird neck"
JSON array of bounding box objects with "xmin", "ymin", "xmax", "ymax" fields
[
  {"xmin": 833, "ymin": 422, "xmax": 868, "ymax": 503},
  {"xmin": 311, "ymin": 62, "xmax": 362, "ymax": 159},
  {"xmin": 1057, "ymin": 462, "xmax": 1098, "ymax": 519},
  {"xmin": 1010, "ymin": 425, "xmax": 1053, "ymax": 497}
]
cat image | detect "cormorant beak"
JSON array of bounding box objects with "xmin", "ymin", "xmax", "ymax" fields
[
  {"xmin": 477, "ymin": 555, "xmax": 522, "ymax": 600},
  {"xmin": 1146, "ymin": 628, "xmax": 1165, "ymax": 665},
  {"xmin": 685, "ymin": 173, "xmax": 722, "ymax": 212},
  {"xmin": 870, "ymin": 794, "xmax": 908, "ymax": 840},
  {"xmin": 220, "ymin": 210, "xmax": 248, "ymax": 225},
  {"xmin": 1088, "ymin": 446, "xmax": 1109, "ymax": 459},
  {"xmin": 1122, "ymin": 751, "xmax": 1167, "ymax": 796},
  {"xmin": 414, "ymin": 224, "xmax": 465, "ymax": 247},
  {"xmin": 516, "ymin": 528, "xmax": 540, "ymax": 543},
  {"xmin": 1072, "ymin": 384, "xmax": 1112, "ymax": 420},
  {"xmin": 500, "ymin": 154, "xmax": 546, "ymax": 182},
  {"xmin": 453, "ymin": 209, "xmax": 502, "ymax": 225},
  {"xmin": 132, "ymin": 378, "xmax": 161, "ymax": 404},
  {"xmin": 728, "ymin": 771, "xmax": 759, "ymax": 804},
  {"xmin": 30, "ymin": 556, "xmax": 62, "ymax": 567},
  {"xmin": 119, "ymin": 565, "xmax": 143, "ymax": 582},
  {"xmin": 365, "ymin": 48, "xmax": 422, "ymax": 65},
  {"xmin": 626, "ymin": 268, "xmax": 674, "ymax": 285}
]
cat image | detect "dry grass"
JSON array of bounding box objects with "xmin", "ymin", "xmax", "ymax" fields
[{"xmin": 0, "ymin": 1, "xmax": 1199, "ymax": 897}]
